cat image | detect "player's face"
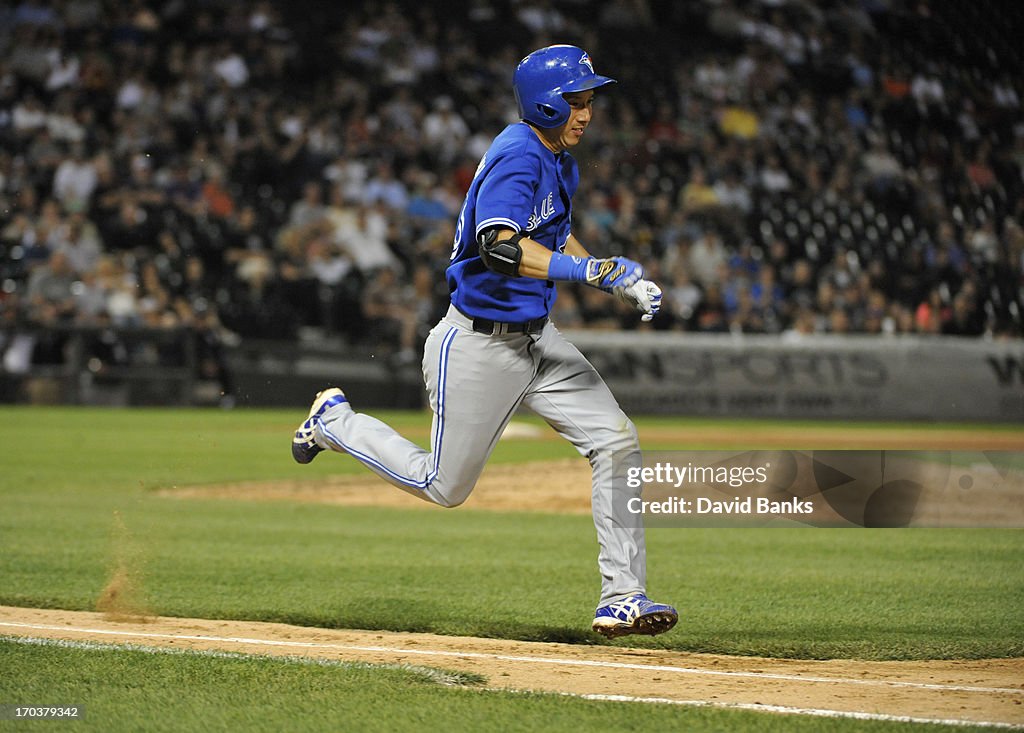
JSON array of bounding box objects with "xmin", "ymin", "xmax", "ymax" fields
[{"xmin": 551, "ymin": 90, "xmax": 595, "ymax": 151}]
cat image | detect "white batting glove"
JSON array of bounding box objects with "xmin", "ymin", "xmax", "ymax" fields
[{"xmin": 614, "ymin": 279, "xmax": 662, "ymax": 322}]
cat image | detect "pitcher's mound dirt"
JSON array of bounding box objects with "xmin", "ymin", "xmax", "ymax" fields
[{"xmin": 159, "ymin": 458, "xmax": 597, "ymax": 514}]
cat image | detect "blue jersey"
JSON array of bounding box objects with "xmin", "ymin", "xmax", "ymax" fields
[{"xmin": 447, "ymin": 122, "xmax": 579, "ymax": 321}]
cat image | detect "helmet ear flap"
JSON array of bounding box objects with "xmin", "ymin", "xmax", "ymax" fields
[
  {"xmin": 536, "ymin": 103, "xmax": 560, "ymax": 123},
  {"xmin": 532, "ymin": 90, "xmax": 570, "ymax": 127}
]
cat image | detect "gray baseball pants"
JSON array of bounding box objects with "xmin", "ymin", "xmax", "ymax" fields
[{"xmin": 315, "ymin": 304, "xmax": 646, "ymax": 606}]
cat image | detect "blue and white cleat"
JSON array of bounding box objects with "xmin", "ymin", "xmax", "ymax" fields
[
  {"xmin": 592, "ymin": 594, "xmax": 678, "ymax": 639},
  {"xmin": 292, "ymin": 388, "xmax": 348, "ymax": 464}
]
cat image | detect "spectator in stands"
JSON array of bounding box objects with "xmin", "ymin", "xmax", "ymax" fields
[
  {"xmin": 860, "ymin": 134, "xmax": 905, "ymax": 194},
  {"xmin": 679, "ymin": 166, "xmax": 719, "ymax": 215},
  {"xmin": 52, "ymin": 143, "xmax": 97, "ymax": 211},
  {"xmin": 361, "ymin": 266, "xmax": 418, "ymax": 363},
  {"xmin": 914, "ymin": 288, "xmax": 947, "ymax": 334},
  {"xmin": 759, "ymin": 154, "xmax": 793, "ymax": 194},
  {"xmin": 664, "ymin": 261, "xmax": 702, "ymax": 328},
  {"xmin": 288, "ymin": 181, "xmax": 326, "ymax": 230},
  {"xmin": 688, "ymin": 229, "xmax": 728, "ymax": 286},
  {"xmin": 26, "ymin": 250, "xmax": 77, "ymax": 324},
  {"xmin": 422, "ymin": 96, "xmax": 469, "ymax": 165},
  {"xmin": 942, "ymin": 290, "xmax": 984, "ymax": 337},
  {"xmin": 0, "ymin": 0, "xmax": 1019, "ymax": 368},
  {"xmin": 712, "ymin": 167, "xmax": 752, "ymax": 215},
  {"xmin": 693, "ymin": 283, "xmax": 729, "ymax": 333},
  {"xmin": 52, "ymin": 211, "xmax": 102, "ymax": 274},
  {"xmin": 363, "ymin": 161, "xmax": 409, "ymax": 211},
  {"xmin": 201, "ymin": 163, "xmax": 235, "ymax": 220}
]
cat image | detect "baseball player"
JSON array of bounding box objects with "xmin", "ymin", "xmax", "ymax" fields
[{"xmin": 293, "ymin": 45, "xmax": 677, "ymax": 639}]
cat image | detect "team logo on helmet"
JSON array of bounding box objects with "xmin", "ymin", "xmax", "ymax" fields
[{"xmin": 579, "ymin": 52, "xmax": 594, "ymax": 74}]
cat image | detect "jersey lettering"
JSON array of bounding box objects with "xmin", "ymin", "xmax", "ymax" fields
[{"xmin": 526, "ymin": 192, "xmax": 556, "ymax": 232}]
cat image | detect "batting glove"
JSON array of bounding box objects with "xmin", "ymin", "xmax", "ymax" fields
[
  {"xmin": 548, "ymin": 252, "xmax": 644, "ymax": 290},
  {"xmin": 615, "ymin": 279, "xmax": 662, "ymax": 322},
  {"xmin": 585, "ymin": 256, "xmax": 644, "ymax": 290}
]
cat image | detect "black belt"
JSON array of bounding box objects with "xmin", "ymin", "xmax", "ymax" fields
[{"xmin": 471, "ymin": 315, "xmax": 548, "ymax": 335}]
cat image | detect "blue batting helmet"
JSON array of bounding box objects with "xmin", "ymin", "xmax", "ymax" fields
[{"xmin": 513, "ymin": 45, "xmax": 616, "ymax": 129}]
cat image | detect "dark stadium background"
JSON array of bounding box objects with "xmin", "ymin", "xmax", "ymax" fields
[{"xmin": 1, "ymin": 0, "xmax": 1021, "ymax": 407}]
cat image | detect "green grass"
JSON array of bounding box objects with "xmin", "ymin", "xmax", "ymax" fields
[
  {"xmin": 1, "ymin": 406, "xmax": 1022, "ymax": 659},
  {"xmin": 2, "ymin": 406, "xmax": 1020, "ymax": 732},
  {"xmin": 3, "ymin": 500, "xmax": 1022, "ymax": 658},
  {"xmin": 0, "ymin": 638, "xmax": 990, "ymax": 733}
]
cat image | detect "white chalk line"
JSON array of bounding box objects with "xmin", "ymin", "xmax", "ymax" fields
[
  {"xmin": 1, "ymin": 620, "xmax": 1020, "ymax": 696},
  {"xmin": 567, "ymin": 693, "xmax": 1023, "ymax": 729},
  {"xmin": 2, "ymin": 628, "xmax": 1021, "ymax": 730}
]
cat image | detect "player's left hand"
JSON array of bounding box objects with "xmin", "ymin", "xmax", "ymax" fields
[
  {"xmin": 584, "ymin": 257, "xmax": 644, "ymax": 290},
  {"xmin": 614, "ymin": 279, "xmax": 662, "ymax": 322}
]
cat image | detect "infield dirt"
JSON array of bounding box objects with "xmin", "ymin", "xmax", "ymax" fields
[
  {"xmin": 1, "ymin": 606, "xmax": 1021, "ymax": 727},
  {"xmin": 159, "ymin": 423, "xmax": 1024, "ymax": 524}
]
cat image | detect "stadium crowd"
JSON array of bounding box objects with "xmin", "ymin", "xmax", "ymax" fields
[{"xmin": 1, "ymin": 0, "xmax": 1021, "ymax": 378}]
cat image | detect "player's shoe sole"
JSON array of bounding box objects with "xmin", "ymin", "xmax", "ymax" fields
[
  {"xmin": 292, "ymin": 388, "xmax": 348, "ymax": 464},
  {"xmin": 592, "ymin": 594, "xmax": 679, "ymax": 639}
]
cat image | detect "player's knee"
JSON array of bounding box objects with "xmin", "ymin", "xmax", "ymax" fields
[
  {"xmin": 426, "ymin": 479, "xmax": 475, "ymax": 508},
  {"xmin": 601, "ymin": 415, "xmax": 640, "ymax": 453},
  {"xmin": 584, "ymin": 416, "xmax": 639, "ymax": 465},
  {"xmin": 434, "ymin": 493, "xmax": 468, "ymax": 509}
]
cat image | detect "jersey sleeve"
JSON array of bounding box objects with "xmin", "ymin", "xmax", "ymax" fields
[{"xmin": 474, "ymin": 150, "xmax": 539, "ymax": 236}]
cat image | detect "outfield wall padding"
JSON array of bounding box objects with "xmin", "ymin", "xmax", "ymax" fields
[{"xmin": 561, "ymin": 332, "xmax": 1024, "ymax": 422}]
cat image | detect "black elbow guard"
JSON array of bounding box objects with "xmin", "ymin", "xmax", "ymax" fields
[{"xmin": 478, "ymin": 229, "xmax": 525, "ymax": 277}]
